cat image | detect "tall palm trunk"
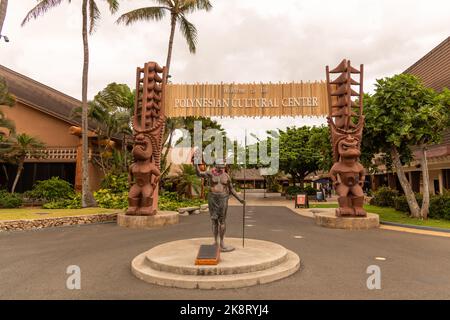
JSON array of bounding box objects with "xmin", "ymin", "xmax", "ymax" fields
[
  {"xmin": 0, "ymin": 0, "xmax": 7, "ymax": 36},
  {"xmin": 81, "ymin": 0, "xmax": 96, "ymax": 207},
  {"xmin": 391, "ymin": 146, "xmax": 421, "ymax": 218},
  {"xmin": 11, "ymin": 156, "xmax": 24, "ymax": 194},
  {"xmin": 419, "ymin": 145, "xmax": 430, "ymax": 219},
  {"xmin": 165, "ymin": 13, "xmax": 177, "ymax": 80}
]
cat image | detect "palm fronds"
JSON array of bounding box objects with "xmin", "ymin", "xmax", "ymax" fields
[{"xmin": 117, "ymin": 7, "xmax": 167, "ymax": 26}]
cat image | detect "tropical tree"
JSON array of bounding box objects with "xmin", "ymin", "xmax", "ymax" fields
[
  {"xmin": 171, "ymin": 163, "xmax": 201, "ymax": 198},
  {"xmin": 160, "ymin": 116, "xmax": 223, "ymax": 188},
  {"xmin": 364, "ymin": 74, "xmax": 450, "ymax": 219},
  {"xmin": 273, "ymin": 126, "xmax": 331, "ymax": 187},
  {"xmin": 0, "ymin": 0, "xmax": 8, "ymax": 39},
  {"xmin": 0, "ymin": 77, "xmax": 15, "ymax": 134},
  {"xmin": 22, "ymin": 0, "xmax": 119, "ymax": 207},
  {"xmin": 117, "ymin": 0, "xmax": 212, "ymax": 78},
  {"xmin": 73, "ymin": 82, "xmax": 134, "ymax": 174},
  {"xmin": 308, "ymin": 126, "xmax": 333, "ymax": 173},
  {"xmin": 1, "ymin": 133, "xmax": 44, "ymax": 193}
]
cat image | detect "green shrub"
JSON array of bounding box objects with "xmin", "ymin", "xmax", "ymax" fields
[
  {"xmin": 29, "ymin": 177, "xmax": 74, "ymax": 202},
  {"xmin": 267, "ymin": 182, "xmax": 281, "ymax": 192},
  {"xmin": 285, "ymin": 186, "xmax": 302, "ymax": 195},
  {"xmin": 303, "ymin": 185, "xmax": 318, "ymax": 196},
  {"xmin": 41, "ymin": 189, "xmax": 208, "ymax": 211},
  {"xmin": 285, "ymin": 185, "xmax": 317, "ymax": 196},
  {"xmin": 393, "ymin": 193, "xmax": 450, "ymax": 220},
  {"xmin": 0, "ymin": 190, "xmax": 23, "ymax": 208},
  {"xmin": 94, "ymin": 189, "xmax": 128, "ymax": 209},
  {"xmin": 370, "ymin": 186, "xmax": 399, "ymax": 207},
  {"xmin": 42, "ymin": 193, "xmax": 82, "ymax": 209},
  {"xmin": 393, "ymin": 195, "xmax": 409, "ymax": 212},
  {"xmin": 159, "ymin": 191, "xmax": 207, "ymax": 211},
  {"xmin": 100, "ymin": 173, "xmax": 129, "ymax": 194},
  {"xmin": 429, "ymin": 192, "xmax": 450, "ymax": 220},
  {"xmin": 393, "ymin": 193, "xmax": 422, "ymax": 212}
]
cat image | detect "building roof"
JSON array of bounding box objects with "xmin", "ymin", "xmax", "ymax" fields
[
  {"xmin": 0, "ymin": 64, "xmax": 84, "ymax": 127},
  {"xmin": 404, "ymin": 37, "xmax": 450, "ymax": 92},
  {"xmin": 403, "ymin": 38, "xmax": 450, "ymax": 159},
  {"xmin": 411, "ymin": 130, "xmax": 450, "ymax": 159}
]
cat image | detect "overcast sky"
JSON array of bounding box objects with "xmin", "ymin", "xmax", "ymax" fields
[{"xmin": 1, "ymin": 0, "xmax": 449, "ymax": 142}]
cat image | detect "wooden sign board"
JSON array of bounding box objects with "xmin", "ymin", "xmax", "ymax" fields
[
  {"xmin": 295, "ymin": 193, "xmax": 309, "ymax": 208},
  {"xmin": 195, "ymin": 244, "xmax": 220, "ymax": 265},
  {"xmin": 165, "ymin": 82, "xmax": 329, "ymax": 118}
]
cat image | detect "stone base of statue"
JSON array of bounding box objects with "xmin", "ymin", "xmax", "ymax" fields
[
  {"xmin": 117, "ymin": 211, "xmax": 179, "ymax": 229},
  {"xmin": 131, "ymin": 238, "xmax": 300, "ymax": 289},
  {"xmin": 314, "ymin": 210, "xmax": 379, "ymax": 230}
]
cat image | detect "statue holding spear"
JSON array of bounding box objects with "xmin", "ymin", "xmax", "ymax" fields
[{"xmin": 193, "ymin": 150, "xmax": 245, "ymax": 252}]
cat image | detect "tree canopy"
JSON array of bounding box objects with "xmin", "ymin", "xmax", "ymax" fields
[
  {"xmin": 363, "ymin": 74, "xmax": 450, "ymax": 218},
  {"xmin": 273, "ymin": 125, "xmax": 332, "ymax": 185},
  {"xmin": 117, "ymin": 0, "xmax": 212, "ymax": 76}
]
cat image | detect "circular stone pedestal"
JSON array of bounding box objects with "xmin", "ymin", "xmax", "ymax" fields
[
  {"xmin": 314, "ymin": 211, "xmax": 379, "ymax": 230},
  {"xmin": 117, "ymin": 211, "xmax": 178, "ymax": 229},
  {"xmin": 131, "ymin": 238, "xmax": 300, "ymax": 289}
]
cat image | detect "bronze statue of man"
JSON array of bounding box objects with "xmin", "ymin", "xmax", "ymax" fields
[{"xmin": 194, "ymin": 156, "xmax": 245, "ymax": 252}]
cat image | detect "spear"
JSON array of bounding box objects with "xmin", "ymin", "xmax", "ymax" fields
[{"xmin": 242, "ymin": 130, "xmax": 247, "ymax": 248}]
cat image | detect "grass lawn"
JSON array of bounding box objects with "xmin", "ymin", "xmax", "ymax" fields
[
  {"xmin": 0, "ymin": 208, "xmax": 118, "ymax": 221},
  {"xmin": 310, "ymin": 203, "xmax": 450, "ymax": 229}
]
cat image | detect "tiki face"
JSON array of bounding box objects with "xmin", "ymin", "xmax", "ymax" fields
[
  {"xmin": 132, "ymin": 132, "xmax": 153, "ymax": 160},
  {"xmin": 338, "ymin": 135, "xmax": 361, "ymax": 159}
]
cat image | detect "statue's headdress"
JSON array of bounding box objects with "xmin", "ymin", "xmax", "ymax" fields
[
  {"xmin": 133, "ymin": 62, "xmax": 167, "ymax": 168},
  {"xmin": 326, "ymin": 59, "xmax": 364, "ymax": 162}
]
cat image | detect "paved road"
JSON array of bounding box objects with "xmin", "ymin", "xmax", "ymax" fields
[{"xmin": 1, "ymin": 206, "xmax": 450, "ymax": 299}]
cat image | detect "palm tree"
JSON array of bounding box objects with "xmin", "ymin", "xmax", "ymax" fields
[
  {"xmin": 22, "ymin": 0, "xmax": 119, "ymax": 207},
  {"xmin": 73, "ymin": 82, "xmax": 134, "ymax": 174},
  {"xmin": 0, "ymin": 0, "xmax": 8, "ymax": 38},
  {"xmin": 0, "ymin": 78, "xmax": 15, "ymax": 182},
  {"xmin": 117, "ymin": 0, "xmax": 212, "ymax": 78},
  {"xmin": 1, "ymin": 133, "xmax": 45, "ymax": 193},
  {"xmin": 172, "ymin": 164, "xmax": 201, "ymax": 198},
  {"xmin": 0, "ymin": 77, "xmax": 15, "ymax": 135}
]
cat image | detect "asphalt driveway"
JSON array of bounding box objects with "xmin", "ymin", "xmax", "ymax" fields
[{"xmin": 1, "ymin": 206, "xmax": 450, "ymax": 299}]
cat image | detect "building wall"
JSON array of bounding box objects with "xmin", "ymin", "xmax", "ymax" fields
[
  {"xmin": 1, "ymin": 101, "xmax": 104, "ymax": 192},
  {"xmin": 2, "ymin": 100, "xmax": 79, "ymax": 147}
]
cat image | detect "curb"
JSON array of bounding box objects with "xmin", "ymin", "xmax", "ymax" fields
[
  {"xmin": 380, "ymin": 220, "xmax": 450, "ymax": 234},
  {"xmin": 0, "ymin": 213, "xmax": 119, "ymax": 233},
  {"xmin": 290, "ymin": 206, "xmax": 450, "ymax": 236}
]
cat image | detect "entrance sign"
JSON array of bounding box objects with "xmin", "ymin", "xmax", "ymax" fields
[{"xmin": 165, "ymin": 82, "xmax": 329, "ymax": 118}]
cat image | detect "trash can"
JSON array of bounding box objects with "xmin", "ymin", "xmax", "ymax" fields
[{"xmin": 316, "ymin": 191, "xmax": 325, "ymax": 202}]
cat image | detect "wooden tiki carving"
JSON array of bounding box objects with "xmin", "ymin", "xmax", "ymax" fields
[
  {"xmin": 126, "ymin": 62, "xmax": 167, "ymax": 216},
  {"xmin": 326, "ymin": 59, "xmax": 367, "ymax": 217}
]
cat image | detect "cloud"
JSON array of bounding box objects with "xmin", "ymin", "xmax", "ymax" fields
[{"xmin": 1, "ymin": 0, "xmax": 449, "ymax": 139}]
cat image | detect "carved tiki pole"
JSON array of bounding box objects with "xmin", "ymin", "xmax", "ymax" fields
[
  {"xmin": 325, "ymin": 59, "xmax": 367, "ymax": 217},
  {"xmin": 126, "ymin": 62, "xmax": 167, "ymax": 216}
]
